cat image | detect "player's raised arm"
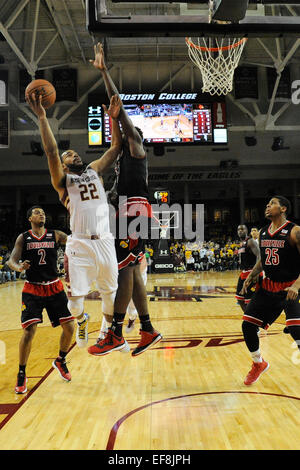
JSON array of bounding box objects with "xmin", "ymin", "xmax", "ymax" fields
[
  {"xmin": 89, "ymin": 95, "xmax": 122, "ymax": 175},
  {"xmin": 55, "ymin": 230, "xmax": 68, "ymax": 246},
  {"xmin": 26, "ymin": 93, "xmax": 65, "ymax": 195},
  {"xmin": 248, "ymin": 237, "xmax": 261, "ymax": 263},
  {"xmin": 90, "ymin": 42, "xmax": 145, "ymax": 159}
]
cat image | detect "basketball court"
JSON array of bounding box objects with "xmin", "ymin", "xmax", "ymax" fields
[
  {"xmin": 0, "ymin": 272, "xmax": 298, "ymax": 451},
  {"xmin": 0, "ymin": 0, "xmax": 300, "ymax": 453}
]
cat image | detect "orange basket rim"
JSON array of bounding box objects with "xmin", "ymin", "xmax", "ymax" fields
[{"xmin": 185, "ymin": 37, "xmax": 248, "ymax": 52}]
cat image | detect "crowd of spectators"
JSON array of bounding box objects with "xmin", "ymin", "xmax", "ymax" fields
[
  {"xmin": 0, "ymin": 237, "xmax": 241, "ymax": 281},
  {"xmin": 0, "ymin": 247, "xmax": 17, "ymax": 283},
  {"xmin": 145, "ymin": 239, "xmax": 241, "ymax": 273}
]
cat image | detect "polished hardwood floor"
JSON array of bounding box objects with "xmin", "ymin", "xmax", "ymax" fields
[{"xmin": 0, "ymin": 271, "xmax": 299, "ymax": 450}]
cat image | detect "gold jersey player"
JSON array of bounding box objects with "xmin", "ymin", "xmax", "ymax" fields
[
  {"xmin": 236, "ymin": 224, "xmax": 261, "ymax": 312},
  {"xmin": 8, "ymin": 206, "xmax": 74, "ymax": 393},
  {"xmin": 241, "ymin": 196, "xmax": 300, "ymax": 385},
  {"xmin": 88, "ymin": 43, "xmax": 162, "ymax": 357},
  {"xmin": 27, "ymin": 91, "xmax": 125, "ymax": 351}
]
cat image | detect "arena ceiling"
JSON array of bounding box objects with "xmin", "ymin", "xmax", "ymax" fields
[
  {"xmin": 1, "ymin": 1, "xmax": 300, "ymax": 68},
  {"xmin": 1, "ymin": 1, "xmax": 300, "ymax": 136}
]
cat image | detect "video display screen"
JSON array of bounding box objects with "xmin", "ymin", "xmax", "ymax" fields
[{"xmin": 88, "ymin": 92, "xmax": 227, "ymax": 146}]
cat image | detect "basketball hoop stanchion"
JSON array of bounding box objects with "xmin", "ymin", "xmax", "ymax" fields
[
  {"xmin": 185, "ymin": 36, "xmax": 248, "ymax": 96},
  {"xmin": 160, "ymin": 224, "xmax": 169, "ymax": 239}
]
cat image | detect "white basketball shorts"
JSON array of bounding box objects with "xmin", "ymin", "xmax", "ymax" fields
[{"xmin": 64, "ymin": 236, "xmax": 118, "ymax": 301}]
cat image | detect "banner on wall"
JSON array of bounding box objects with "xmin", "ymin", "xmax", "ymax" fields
[
  {"xmin": 53, "ymin": 69, "xmax": 77, "ymax": 102},
  {"xmin": 0, "ymin": 70, "xmax": 8, "ymax": 105},
  {"xmin": 0, "ymin": 110, "xmax": 9, "ymax": 147},
  {"xmin": 234, "ymin": 66, "xmax": 259, "ymax": 100}
]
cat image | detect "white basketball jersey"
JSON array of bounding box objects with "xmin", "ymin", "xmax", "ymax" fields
[{"xmin": 62, "ymin": 167, "xmax": 111, "ymax": 236}]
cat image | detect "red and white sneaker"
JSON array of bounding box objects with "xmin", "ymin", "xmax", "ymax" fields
[
  {"xmin": 88, "ymin": 329, "xmax": 130, "ymax": 356},
  {"xmin": 244, "ymin": 359, "xmax": 269, "ymax": 386},
  {"xmin": 132, "ymin": 329, "xmax": 162, "ymax": 357},
  {"xmin": 15, "ymin": 373, "xmax": 27, "ymax": 394},
  {"xmin": 52, "ymin": 358, "xmax": 71, "ymax": 382}
]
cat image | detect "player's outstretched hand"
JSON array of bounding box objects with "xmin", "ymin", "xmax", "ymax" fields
[
  {"xmin": 240, "ymin": 277, "xmax": 251, "ymax": 296},
  {"xmin": 285, "ymin": 285, "xmax": 299, "ymax": 301},
  {"xmin": 102, "ymin": 94, "xmax": 122, "ymax": 120},
  {"xmin": 26, "ymin": 92, "xmax": 46, "ymax": 119},
  {"xmin": 19, "ymin": 260, "xmax": 31, "ymax": 272},
  {"xmin": 90, "ymin": 42, "xmax": 107, "ymax": 71}
]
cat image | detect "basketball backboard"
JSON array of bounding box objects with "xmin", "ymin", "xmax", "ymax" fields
[{"xmin": 87, "ymin": 1, "xmax": 300, "ymax": 38}]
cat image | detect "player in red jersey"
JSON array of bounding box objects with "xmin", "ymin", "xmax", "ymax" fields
[
  {"xmin": 235, "ymin": 224, "xmax": 261, "ymax": 312},
  {"xmin": 241, "ymin": 196, "xmax": 300, "ymax": 385},
  {"xmin": 8, "ymin": 206, "xmax": 74, "ymax": 393},
  {"xmin": 88, "ymin": 43, "xmax": 162, "ymax": 357}
]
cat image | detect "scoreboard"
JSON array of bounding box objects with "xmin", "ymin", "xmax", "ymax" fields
[
  {"xmin": 154, "ymin": 190, "xmax": 170, "ymax": 204},
  {"xmin": 193, "ymin": 105, "xmax": 212, "ymax": 142},
  {"xmin": 88, "ymin": 105, "xmax": 102, "ymax": 146}
]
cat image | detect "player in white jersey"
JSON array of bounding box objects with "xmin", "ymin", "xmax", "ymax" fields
[{"xmin": 27, "ymin": 92, "xmax": 129, "ymax": 351}]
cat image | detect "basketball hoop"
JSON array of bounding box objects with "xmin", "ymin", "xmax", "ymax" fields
[{"xmin": 185, "ymin": 36, "xmax": 248, "ymax": 96}]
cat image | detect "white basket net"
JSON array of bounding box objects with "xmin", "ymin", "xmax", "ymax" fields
[{"xmin": 186, "ymin": 37, "xmax": 247, "ymax": 96}]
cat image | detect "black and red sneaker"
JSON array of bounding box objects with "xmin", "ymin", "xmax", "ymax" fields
[
  {"xmin": 88, "ymin": 329, "xmax": 130, "ymax": 356},
  {"xmin": 15, "ymin": 372, "xmax": 27, "ymax": 394},
  {"xmin": 52, "ymin": 358, "xmax": 71, "ymax": 382},
  {"xmin": 132, "ymin": 330, "xmax": 162, "ymax": 356}
]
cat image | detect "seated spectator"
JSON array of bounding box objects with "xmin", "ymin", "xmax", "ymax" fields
[
  {"xmin": 186, "ymin": 255, "xmax": 195, "ymax": 271},
  {"xmin": 214, "ymin": 255, "xmax": 223, "ymax": 271},
  {"xmin": 199, "ymin": 255, "xmax": 208, "ymax": 271},
  {"xmin": 206, "ymin": 253, "xmax": 215, "ymax": 271},
  {"xmin": 172, "ymin": 251, "xmax": 186, "ymax": 273},
  {"xmin": 1, "ymin": 264, "xmax": 12, "ymax": 282},
  {"xmin": 145, "ymin": 251, "xmax": 153, "ymax": 274},
  {"xmin": 192, "ymin": 250, "xmax": 201, "ymax": 272}
]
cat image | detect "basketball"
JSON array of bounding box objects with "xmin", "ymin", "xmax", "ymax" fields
[{"xmin": 25, "ymin": 79, "xmax": 56, "ymax": 109}]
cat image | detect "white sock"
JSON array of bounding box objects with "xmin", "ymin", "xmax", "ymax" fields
[
  {"xmin": 251, "ymin": 349, "xmax": 263, "ymax": 363},
  {"xmin": 98, "ymin": 317, "xmax": 107, "ymax": 337},
  {"xmin": 129, "ymin": 316, "xmax": 137, "ymax": 322},
  {"xmin": 98, "ymin": 317, "xmax": 112, "ymax": 338}
]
